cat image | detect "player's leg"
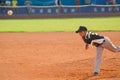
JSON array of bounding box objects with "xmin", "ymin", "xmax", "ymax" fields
[
  {"xmin": 102, "ymin": 37, "xmax": 120, "ymax": 52},
  {"xmin": 94, "ymin": 46, "xmax": 104, "ymax": 76}
]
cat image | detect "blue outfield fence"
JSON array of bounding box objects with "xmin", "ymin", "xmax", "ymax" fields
[
  {"xmin": 2, "ymin": 0, "xmax": 120, "ymax": 6},
  {"xmin": 0, "ymin": 5, "xmax": 120, "ymax": 16}
]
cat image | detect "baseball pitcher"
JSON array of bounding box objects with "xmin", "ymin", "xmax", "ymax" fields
[{"xmin": 76, "ymin": 26, "xmax": 120, "ymax": 76}]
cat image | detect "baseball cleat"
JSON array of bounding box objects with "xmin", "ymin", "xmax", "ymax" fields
[{"xmin": 94, "ymin": 72, "xmax": 98, "ymax": 76}]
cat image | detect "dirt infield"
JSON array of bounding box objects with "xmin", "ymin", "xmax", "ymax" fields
[{"xmin": 0, "ymin": 32, "xmax": 120, "ymax": 80}]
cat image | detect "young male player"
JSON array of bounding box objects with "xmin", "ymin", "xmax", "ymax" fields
[{"xmin": 76, "ymin": 26, "xmax": 120, "ymax": 76}]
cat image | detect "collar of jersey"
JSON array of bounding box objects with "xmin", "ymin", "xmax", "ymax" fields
[{"xmin": 85, "ymin": 31, "xmax": 89, "ymax": 39}]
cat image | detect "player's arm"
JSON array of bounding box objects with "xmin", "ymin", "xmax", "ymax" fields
[{"xmin": 85, "ymin": 44, "xmax": 89, "ymax": 50}]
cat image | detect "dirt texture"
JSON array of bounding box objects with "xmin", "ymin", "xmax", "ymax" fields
[{"xmin": 0, "ymin": 32, "xmax": 120, "ymax": 80}]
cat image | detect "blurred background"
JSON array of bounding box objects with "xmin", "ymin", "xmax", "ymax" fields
[
  {"xmin": 0, "ymin": 0, "xmax": 120, "ymax": 18},
  {"xmin": 1, "ymin": 0, "xmax": 120, "ymax": 6}
]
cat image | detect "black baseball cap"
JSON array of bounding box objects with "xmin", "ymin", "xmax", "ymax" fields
[{"xmin": 75, "ymin": 26, "xmax": 87, "ymax": 33}]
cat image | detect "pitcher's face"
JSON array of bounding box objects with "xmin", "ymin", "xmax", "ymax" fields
[{"xmin": 78, "ymin": 31, "xmax": 86, "ymax": 37}]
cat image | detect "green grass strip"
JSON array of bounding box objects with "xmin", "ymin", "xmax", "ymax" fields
[{"xmin": 0, "ymin": 17, "xmax": 120, "ymax": 32}]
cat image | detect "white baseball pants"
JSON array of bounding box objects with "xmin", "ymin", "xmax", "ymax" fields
[{"xmin": 94, "ymin": 37, "xmax": 120, "ymax": 73}]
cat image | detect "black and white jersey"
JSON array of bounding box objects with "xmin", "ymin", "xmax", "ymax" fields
[{"xmin": 82, "ymin": 31, "xmax": 105, "ymax": 45}]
